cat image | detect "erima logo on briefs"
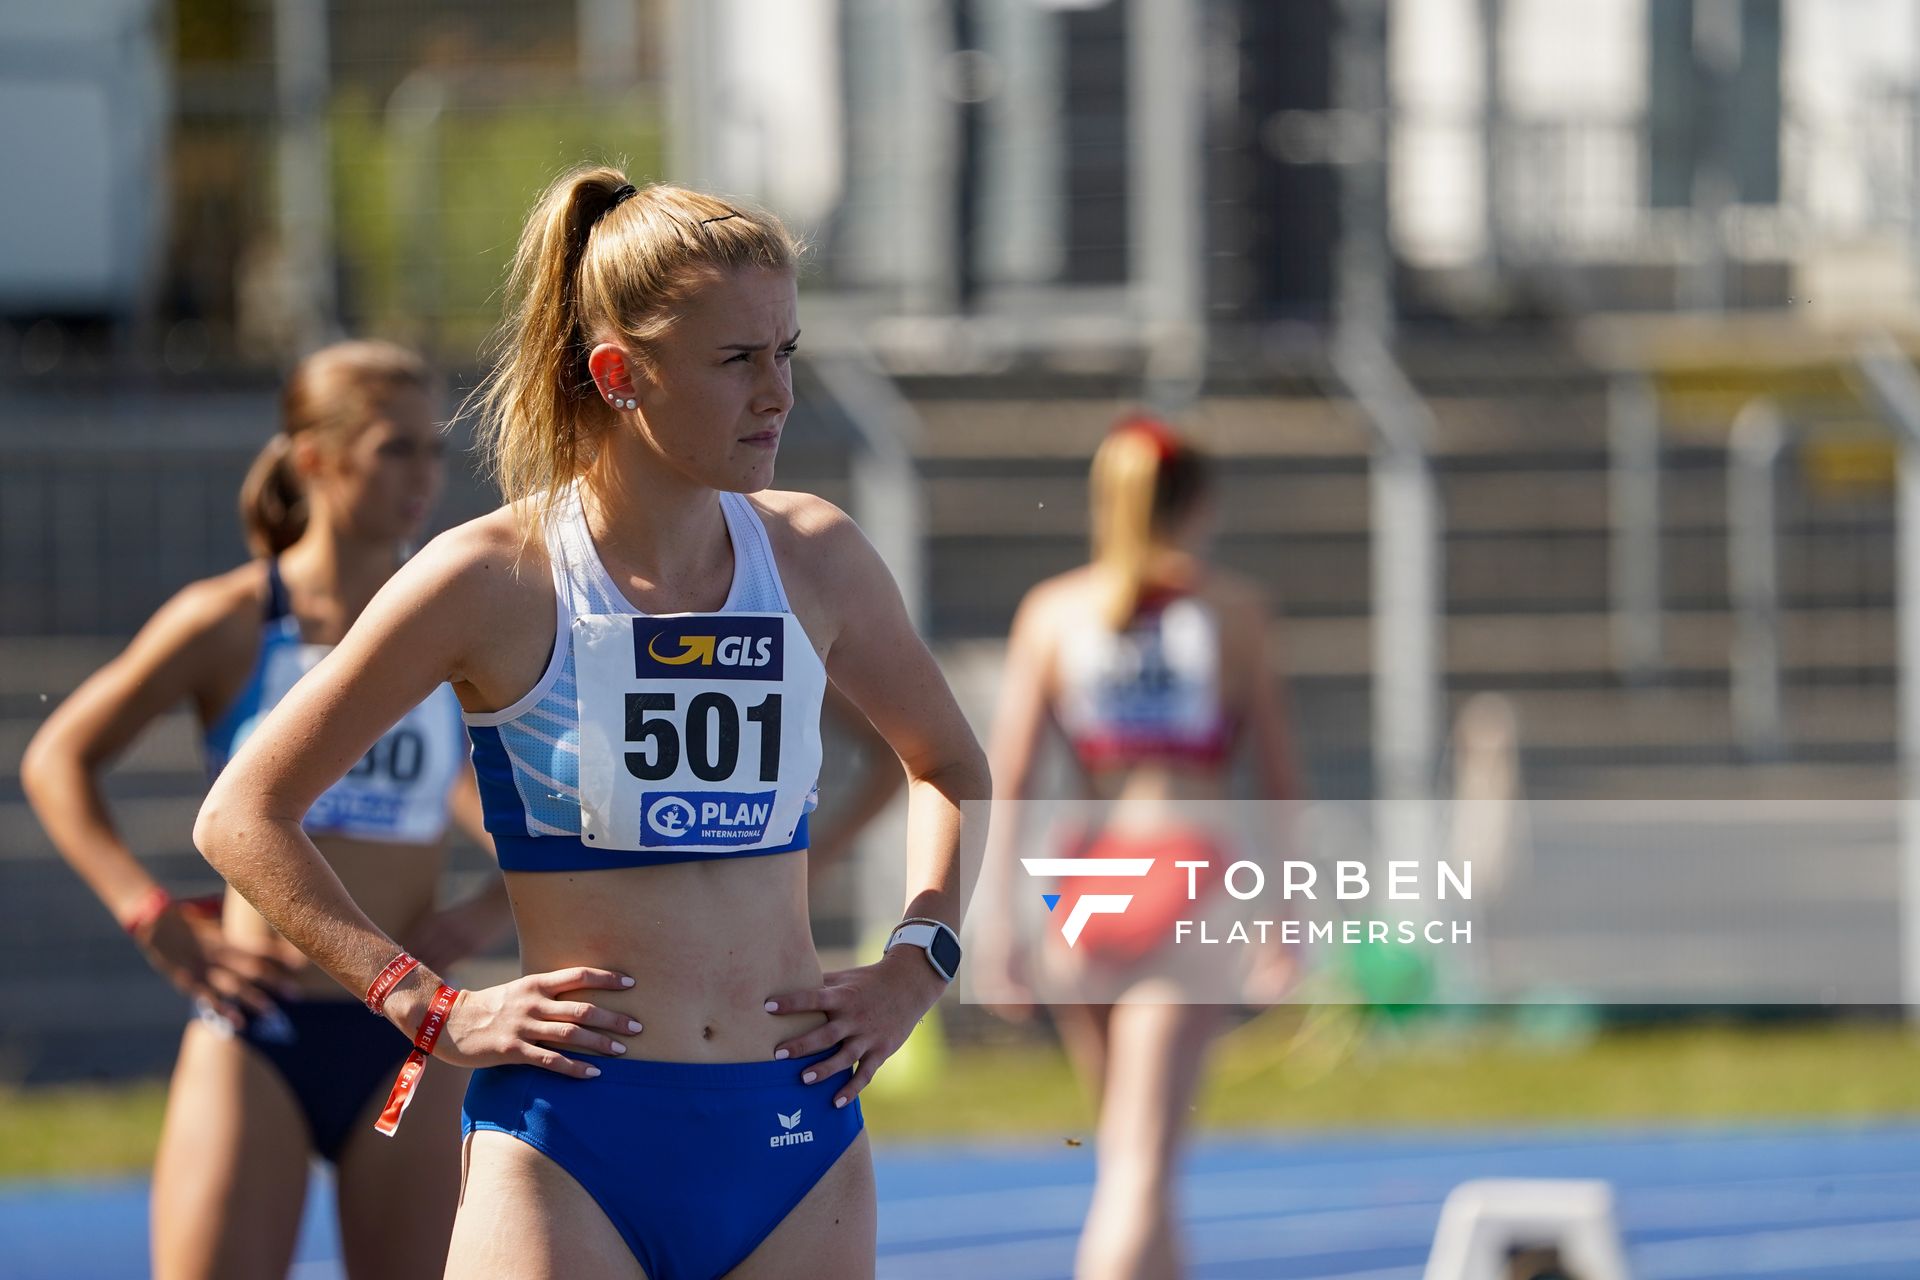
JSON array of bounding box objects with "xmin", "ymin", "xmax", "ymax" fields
[
  {"xmin": 642, "ymin": 790, "xmax": 778, "ymax": 847},
  {"xmin": 1021, "ymin": 858, "xmax": 1155, "ymax": 947},
  {"xmin": 632, "ymin": 617, "xmax": 783, "ymax": 681},
  {"xmin": 770, "ymin": 1109, "xmax": 814, "ymax": 1148}
]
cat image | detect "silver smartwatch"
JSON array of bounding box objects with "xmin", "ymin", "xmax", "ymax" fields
[{"xmin": 884, "ymin": 917, "xmax": 963, "ymax": 983}]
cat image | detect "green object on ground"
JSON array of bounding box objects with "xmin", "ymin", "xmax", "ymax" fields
[{"xmin": 1339, "ymin": 937, "xmax": 1439, "ymax": 1020}]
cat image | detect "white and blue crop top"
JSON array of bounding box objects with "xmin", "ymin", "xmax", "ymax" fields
[
  {"xmin": 464, "ymin": 487, "xmax": 824, "ymax": 872},
  {"xmin": 1054, "ymin": 586, "xmax": 1234, "ymax": 771},
  {"xmin": 203, "ymin": 562, "xmax": 466, "ymax": 843}
]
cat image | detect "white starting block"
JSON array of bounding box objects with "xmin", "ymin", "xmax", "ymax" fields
[{"xmin": 1423, "ymin": 1179, "xmax": 1633, "ymax": 1280}]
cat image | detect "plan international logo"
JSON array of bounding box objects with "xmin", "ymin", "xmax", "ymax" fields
[{"xmin": 641, "ymin": 790, "xmax": 779, "ymax": 847}]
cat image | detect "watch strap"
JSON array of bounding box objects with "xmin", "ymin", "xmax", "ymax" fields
[{"xmin": 886, "ymin": 919, "xmax": 960, "ymax": 981}]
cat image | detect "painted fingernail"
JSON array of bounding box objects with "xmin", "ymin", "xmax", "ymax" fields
[
  {"xmin": 764, "ymin": 1000, "xmax": 779, "ymax": 1012},
  {"xmin": 610, "ymin": 1041, "xmax": 627, "ymax": 1054},
  {"xmin": 627, "ymin": 1019, "xmax": 643, "ymax": 1033},
  {"xmin": 835, "ymin": 1096, "xmax": 848, "ymax": 1109},
  {"xmin": 621, "ymin": 976, "xmax": 635, "ymax": 987},
  {"xmin": 803, "ymin": 1070, "xmax": 817, "ymax": 1083},
  {"xmin": 775, "ymin": 1048, "xmax": 790, "ymax": 1060},
  {"xmin": 586, "ymin": 1066, "xmax": 602, "ymax": 1078}
]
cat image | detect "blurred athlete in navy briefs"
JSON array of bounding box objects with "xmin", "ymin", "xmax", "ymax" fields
[
  {"xmin": 194, "ymin": 169, "xmax": 988, "ymax": 1280},
  {"xmin": 21, "ymin": 340, "xmax": 515, "ymax": 1280},
  {"xmin": 978, "ymin": 417, "xmax": 1302, "ymax": 1280}
]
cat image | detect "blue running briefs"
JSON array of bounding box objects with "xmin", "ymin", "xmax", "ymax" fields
[{"xmin": 461, "ymin": 1050, "xmax": 864, "ymax": 1279}]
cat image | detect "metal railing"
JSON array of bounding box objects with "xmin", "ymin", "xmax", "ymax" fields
[{"xmin": 1852, "ymin": 338, "xmax": 1920, "ymax": 1013}]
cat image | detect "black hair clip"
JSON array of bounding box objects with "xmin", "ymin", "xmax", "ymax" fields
[{"xmin": 699, "ymin": 211, "xmax": 740, "ymax": 227}]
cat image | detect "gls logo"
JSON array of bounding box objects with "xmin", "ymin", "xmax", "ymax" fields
[
  {"xmin": 769, "ymin": 1109, "xmax": 814, "ymax": 1148},
  {"xmin": 1020, "ymin": 857, "xmax": 1154, "ymax": 947},
  {"xmin": 633, "ymin": 617, "xmax": 784, "ymax": 682},
  {"xmin": 647, "ymin": 634, "xmax": 774, "ymax": 667}
]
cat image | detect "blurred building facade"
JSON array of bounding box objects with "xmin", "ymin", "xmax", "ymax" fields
[{"xmin": 5, "ymin": 0, "xmax": 1920, "ymax": 365}]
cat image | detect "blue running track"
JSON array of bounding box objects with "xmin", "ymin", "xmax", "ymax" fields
[{"xmin": 4, "ymin": 1125, "xmax": 1918, "ymax": 1279}]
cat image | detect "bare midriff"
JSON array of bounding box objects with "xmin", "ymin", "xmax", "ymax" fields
[
  {"xmin": 222, "ymin": 835, "xmax": 452, "ymax": 1000},
  {"xmin": 1068, "ymin": 763, "xmax": 1256, "ymax": 855},
  {"xmin": 1085, "ymin": 761, "xmax": 1233, "ymax": 808},
  {"xmin": 505, "ymin": 849, "xmax": 827, "ymax": 1063}
]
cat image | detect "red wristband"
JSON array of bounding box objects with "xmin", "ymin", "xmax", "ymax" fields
[
  {"xmin": 120, "ymin": 887, "xmax": 173, "ymax": 938},
  {"xmin": 364, "ymin": 952, "xmax": 421, "ymax": 1015},
  {"xmin": 375, "ymin": 983, "xmax": 460, "ymax": 1137},
  {"xmin": 178, "ymin": 893, "xmax": 225, "ymax": 919}
]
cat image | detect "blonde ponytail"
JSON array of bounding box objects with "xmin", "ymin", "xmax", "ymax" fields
[
  {"xmin": 1091, "ymin": 429, "xmax": 1164, "ymax": 628},
  {"xmin": 1089, "ymin": 417, "xmax": 1210, "ymax": 629},
  {"xmin": 472, "ymin": 166, "xmax": 801, "ymax": 545}
]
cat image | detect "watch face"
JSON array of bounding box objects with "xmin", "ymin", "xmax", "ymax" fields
[{"xmin": 930, "ymin": 927, "xmax": 963, "ymax": 978}]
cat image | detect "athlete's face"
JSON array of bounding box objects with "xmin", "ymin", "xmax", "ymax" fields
[
  {"xmin": 620, "ymin": 266, "xmax": 799, "ymax": 493},
  {"xmin": 309, "ymin": 385, "xmax": 445, "ymax": 543}
]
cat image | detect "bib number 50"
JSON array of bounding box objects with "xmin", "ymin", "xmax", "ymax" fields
[{"xmin": 625, "ymin": 692, "xmax": 782, "ymax": 783}]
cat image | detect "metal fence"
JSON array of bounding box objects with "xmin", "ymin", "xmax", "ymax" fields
[
  {"xmin": 144, "ymin": 0, "xmax": 671, "ymax": 372},
  {"xmin": 1487, "ymin": 97, "xmax": 1918, "ymax": 272}
]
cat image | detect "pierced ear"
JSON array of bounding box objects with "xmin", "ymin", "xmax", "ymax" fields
[
  {"xmin": 290, "ymin": 435, "xmax": 326, "ymax": 479},
  {"xmin": 587, "ymin": 342, "xmax": 640, "ymax": 410}
]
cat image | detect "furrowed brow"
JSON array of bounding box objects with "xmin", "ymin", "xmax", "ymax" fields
[{"xmin": 719, "ymin": 330, "xmax": 802, "ymax": 352}]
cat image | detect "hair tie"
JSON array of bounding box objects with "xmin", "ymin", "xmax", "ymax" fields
[
  {"xmin": 610, "ymin": 183, "xmax": 638, "ymax": 208},
  {"xmin": 1112, "ymin": 414, "xmax": 1181, "ymax": 462}
]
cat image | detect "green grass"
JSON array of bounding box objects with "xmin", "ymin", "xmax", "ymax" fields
[
  {"xmin": 862, "ymin": 1018, "xmax": 1920, "ymax": 1141},
  {"xmin": 0, "ymin": 1082, "xmax": 170, "ymax": 1181},
  {"xmin": 7, "ymin": 1021, "xmax": 1920, "ymax": 1179}
]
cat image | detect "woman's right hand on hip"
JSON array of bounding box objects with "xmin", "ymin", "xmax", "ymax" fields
[
  {"xmin": 431, "ymin": 966, "xmax": 640, "ymax": 1077},
  {"xmin": 136, "ymin": 907, "xmax": 301, "ymax": 1024}
]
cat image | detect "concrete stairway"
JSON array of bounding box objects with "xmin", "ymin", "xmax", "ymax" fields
[{"xmin": 890, "ymin": 344, "xmax": 1901, "ymax": 801}]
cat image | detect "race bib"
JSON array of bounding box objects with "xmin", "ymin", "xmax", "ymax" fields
[
  {"xmin": 1070, "ymin": 599, "xmax": 1219, "ymax": 740},
  {"xmin": 573, "ymin": 611, "xmax": 824, "ymax": 854}
]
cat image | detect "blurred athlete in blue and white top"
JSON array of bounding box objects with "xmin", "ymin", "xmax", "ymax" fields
[
  {"xmin": 195, "ymin": 172, "xmax": 989, "ymax": 1280},
  {"xmin": 24, "ymin": 340, "xmax": 512, "ymax": 1279}
]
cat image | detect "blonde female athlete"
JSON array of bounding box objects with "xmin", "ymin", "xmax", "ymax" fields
[
  {"xmin": 980, "ymin": 417, "xmax": 1301, "ymax": 1280},
  {"xmin": 193, "ymin": 170, "xmax": 987, "ymax": 1280},
  {"xmin": 21, "ymin": 340, "xmax": 513, "ymax": 1279}
]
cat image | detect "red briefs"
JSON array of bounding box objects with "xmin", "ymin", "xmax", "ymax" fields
[{"xmin": 1054, "ymin": 827, "xmax": 1222, "ymax": 966}]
